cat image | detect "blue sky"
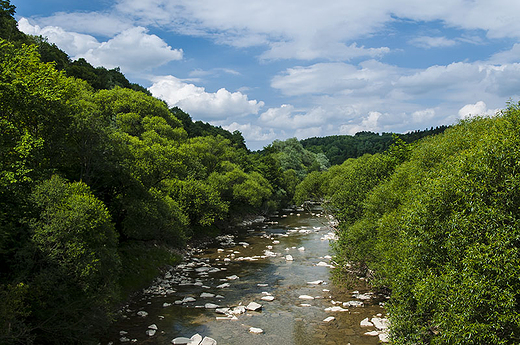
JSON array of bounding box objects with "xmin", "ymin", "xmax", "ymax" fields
[{"xmin": 15, "ymin": 0, "xmax": 520, "ymax": 150}]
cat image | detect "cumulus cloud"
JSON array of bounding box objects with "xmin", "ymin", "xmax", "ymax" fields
[
  {"xmin": 81, "ymin": 27, "xmax": 183, "ymax": 71},
  {"xmin": 18, "ymin": 18, "xmax": 99, "ymax": 57},
  {"xmin": 148, "ymin": 75, "xmax": 264, "ymax": 120},
  {"xmin": 223, "ymin": 122, "xmax": 276, "ymax": 142},
  {"xmin": 18, "ymin": 19, "xmax": 183, "ymax": 74},
  {"xmin": 458, "ymin": 101, "xmax": 498, "ymax": 119}
]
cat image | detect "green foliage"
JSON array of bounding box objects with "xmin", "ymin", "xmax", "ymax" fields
[
  {"xmin": 301, "ymin": 126, "xmax": 449, "ymax": 165},
  {"xmin": 27, "ymin": 175, "xmax": 120, "ymax": 343},
  {"xmin": 318, "ymin": 105, "xmax": 520, "ymax": 344}
]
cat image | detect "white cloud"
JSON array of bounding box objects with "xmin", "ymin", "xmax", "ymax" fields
[
  {"xmin": 259, "ymin": 105, "xmax": 326, "ymax": 129},
  {"xmin": 148, "ymin": 75, "xmax": 264, "ymax": 120},
  {"xmin": 33, "ymin": 11, "xmax": 132, "ymax": 37},
  {"xmin": 458, "ymin": 101, "xmax": 498, "ymax": 119},
  {"xmin": 18, "ymin": 18, "xmax": 99, "ymax": 57},
  {"xmin": 409, "ymin": 36, "xmax": 457, "ymax": 49},
  {"xmin": 81, "ymin": 27, "xmax": 183, "ymax": 72},
  {"xmin": 223, "ymin": 122, "xmax": 276, "ymax": 142},
  {"xmin": 18, "ymin": 19, "xmax": 183, "ymax": 74}
]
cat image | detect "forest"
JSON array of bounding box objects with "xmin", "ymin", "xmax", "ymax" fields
[{"xmin": 2, "ymin": 0, "xmax": 519, "ymax": 343}]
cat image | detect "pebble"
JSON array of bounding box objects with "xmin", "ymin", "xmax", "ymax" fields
[
  {"xmin": 323, "ymin": 316, "xmax": 335, "ymax": 322},
  {"xmin": 136, "ymin": 311, "xmax": 148, "ymax": 317},
  {"xmin": 249, "ymin": 327, "xmax": 263, "ymax": 334},
  {"xmin": 261, "ymin": 295, "xmax": 275, "ymax": 301},
  {"xmin": 299, "ymin": 295, "xmax": 315, "ymax": 300},
  {"xmin": 285, "ymin": 254, "xmax": 294, "ymax": 261},
  {"xmin": 360, "ymin": 317, "xmax": 374, "ymax": 327},
  {"xmin": 246, "ymin": 302, "xmax": 263, "ymax": 311}
]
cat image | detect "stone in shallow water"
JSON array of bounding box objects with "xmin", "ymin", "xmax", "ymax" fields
[
  {"xmin": 323, "ymin": 316, "xmax": 335, "ymax": 322},
  {"xmin": 215, "ymin": 307, "xmax": 231, "ymax": 314},
  {"xmin": 201, "ymin": 337, "xmax": 218, "ymax": 345},
  {"xmin": 148, "ymin": 324, "xmax": 158, "ymax": 330},
  {"xmin": 261, "ymin": 295, "xmax": 275, "ymax": 301},
  {"xmin": 285, "ymin": 254, "xmax": 294, "ymax": 261},
  {"xmin": 343, "ymin": 300, "xmax": 364, "ymax": 307},
  {"xmin": 217, "ymin": 283, "xmax": 230, "ymax": 288},
  {"xmin": 307, "ymin": 280, "xmax": 324, "ymax": 285},
  {"xmin": 189, "ymin": 334, "xmax": 203, "ymax": 344},
  {"xmin": 226, "ymin": 275, "xmax": 239, "ymax": 280},
  {"xmin": 249, "ymin": 327, "xmax": 263, "ymax": 334},
  {"xmin": 205, "ymin": 303, "xmax": 219, "ymax": 309},
  {"xmin": 246, "ymin": 302, "xmax": 262, "ymax": 311},
  {"xmin": 299, "ymin": 295, "xmax": 314, "ymax": 300},
  {"xmin": 360, "ymin": 317, "xmax": 374, "ymax": 327},
  {"xmin": 146, "ymin": 329, "xmax": 156, "ymax": 337},
  {"xmin": 364, "ymin": 330, "xmax": 379, "ymax": 336},
  {"xmin": 200, "ymin": 292, "xmax": 215, "ymax": 298},
  {"xmin": 136, "ymin": 310, "xmax": 148, "ymax": 317},
  {"xmin": 171, "ymin": 337, "xmax": 191, "ymax": 344},
  {"xmin": 371, "ymin": 317, "xmax": 389, "ymax": 330},
  {"xmin": 324, "ymin": 306, "xmax": 348, "ymax": 312}
]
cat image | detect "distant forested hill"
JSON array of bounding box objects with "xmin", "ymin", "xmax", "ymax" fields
[{"xmin": 301, "ymin": 126, "xmax": 449, "ymax": 165}]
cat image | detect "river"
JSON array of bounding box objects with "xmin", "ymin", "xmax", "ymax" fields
[{"xmin": 103, "ymin": 205, "xmax": 388, "ymax": 344}]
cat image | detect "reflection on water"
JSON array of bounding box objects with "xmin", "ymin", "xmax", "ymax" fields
[{"xmin": 104, "ymin": 206, "xmax": 387, "ymax": 344}]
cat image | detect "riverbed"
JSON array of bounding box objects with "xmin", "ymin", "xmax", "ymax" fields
[{"xmin": 104, "ymin": 206, "xmax": 388, "ymax": 344}]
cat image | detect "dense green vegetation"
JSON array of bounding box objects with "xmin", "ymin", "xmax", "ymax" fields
[
  {"xmin": 297, "ymin": 105, "xmax": 520, "ymax": 343},
  {"xmin": 301, "ymin": 126, "xmax": 448, "ymax": 165}
]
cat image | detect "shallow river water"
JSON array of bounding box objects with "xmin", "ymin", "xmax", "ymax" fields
[{"xmin": 104, "ymin": 206, "xmax": 388, "ymax": 344}]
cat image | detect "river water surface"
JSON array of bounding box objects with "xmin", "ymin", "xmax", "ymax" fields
[{"xmin": 105, "ymin": 206, "xmax": 388, "ymax": 344}]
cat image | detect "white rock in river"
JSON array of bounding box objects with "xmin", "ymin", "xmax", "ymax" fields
[
  {"xmin": 323, "ymin": 316, "xmax": 335, "ymax": 323},
  {"xmin": 343, "ymin": 300, "xmax": 364, "ymax": 307},
  {"xmin": 163, "ymin": 302, "xmax": 172, "ymax": 307},
  {"xmin": 364, "ymin": 330, "xmax": 379, "ymax": 336},
  {"xmin": 372, "ymin": 317, "xmax": 389, "ymax": 330},
  {"xmin": 360, "ymin": 317, "xmax": 374, "ymax": 327},
  {"xmin": 189, "ymin": 334, "xmax": 203, "ymax": 344},
  {"xmin": 325, "ymin": 306, "xmax": 348, "ymax": 312},
  {"xmin": 171, "ymin": 337, "xmax": 191, "ymax": 344},
  {"xmin": 226, "ymin": 275, "xmax": 239, "ymax": 280},
  {"xmin": 299, "ymin": 295, "xmax": 315, "ymax": 300},
  {"xmin": 201, "ymin": 337, "xmax": 218, "ymax": 345},
  {"xmin": 146, "ymin": 329, "xmax": 156, "ymax": 337},
  {"xmin": 148, "ymin": 324, "xmax": 158, "ymax": 330},
  {"xmin": 261, "ymin": 295, "xmax": 275, "ymax": 301},
  {"xmin": 307, "ymin": 280, "xmax": 324, "ymax": 285},
  {"xmin": 205, "ymin": 303, "xmax": 219, "ymax": 309},
  {"xmin": 200, "ymin": 292, "xmax": 215, "ymax": 298},
  {"xmin": 285, "ymin": 254, "xmax": 294, "ymax": 261},
  {"xmin": 182, "ymin": 297, "xmax": 196, "ymax": 303},
  {"xmin": 249, "ymin": 327, "xmax": 263, "ymax": 334},
  {"xmin": 216, "ymin": 283, "xmax": 230, "ymax": 288},
  {"xmin": 136, "ymin": 310, "xmax": 148, "ymax": 317},
  {"xmin": 231, "ymin": 305, "xmax": 246, "ymax": 315},
  {"xmin": 246, "ymin": 302, "xmax": 263, "ymax": 311},
  {"xmin": 379, "ymin": 331, "xmax": 390, "ymax": 343},
  {"xmin": 215, "ymin": 307, "xmax": 231, "ymax": 314},
  {"xmin": 120, "ymin": 337, "xmax": 130, "ymax": 342}
]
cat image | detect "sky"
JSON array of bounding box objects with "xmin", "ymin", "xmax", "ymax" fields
[{"xmin": 14, "ymin": 0, "xmax": 520, "ymax": 150}]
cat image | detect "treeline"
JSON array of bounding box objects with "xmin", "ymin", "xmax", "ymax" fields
[
  {"xmin": 301, "ymin": 126, "xmax": 449, "ymax": 165},
  {"xmin": 0, "ymin": 3, "xmax": 329, "ymax": 343},
  {"xmin": 296, "ymin": 105, "xmax": 520, "ymax": 343}
]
